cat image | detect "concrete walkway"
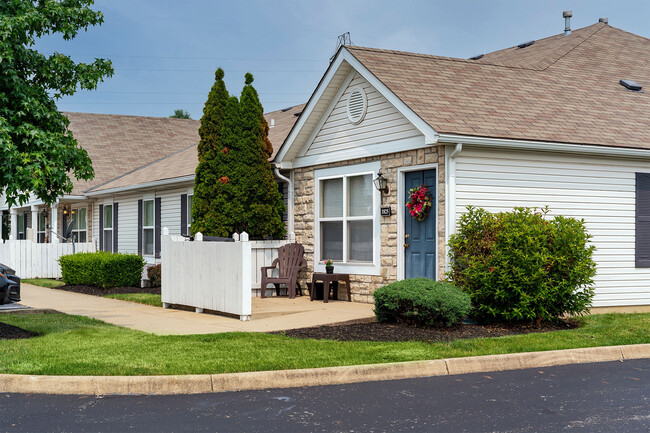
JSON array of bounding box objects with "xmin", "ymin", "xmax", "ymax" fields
[{"xmin": 17, "ymin": 283, "xmax": 375, "ymax": 335}]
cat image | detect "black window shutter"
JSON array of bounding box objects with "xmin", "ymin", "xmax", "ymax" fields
[
  {"xmin": 22, "ymin": 213, "xmax": 27, "ymax": 239},
  {"xmin": 155, "ymin": 197, "xmax": 162, "ymax": 258},
  {"xmin": 99, "ymin": 204, "xmax": 104, "ymax": 251},
  {"xmin": 113, "ymin": 203, "xmax": 118, "ymax": 253},
  {"xmin": 180, "ymin": 194, "xmax": 187, "ymax": 236},
  {"xmin": 636, "ymin": 173, "xmax": 650, "ymax": 267},
  {"xmin": 137, "ymin": 200, "xmax": 143, "ymax": 256}
]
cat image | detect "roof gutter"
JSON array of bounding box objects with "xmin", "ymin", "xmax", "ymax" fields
[
  {"xmin": 85, "ymin": 175, "xmax": 195, "ymax": 197},
  {"xmin": 273, "ymin": 166, "xmax": 294, "ymax": 237},
  {"xmin": 438, "ymin": 133, "xmax": 650, "ymax": 160}
]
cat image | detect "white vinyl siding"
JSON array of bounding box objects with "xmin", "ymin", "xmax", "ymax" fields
[
  {"xmin": 92, "ymin": 186, "xmax": 190, "ymax": 259},
  {"xmin": 453, "ymin": 146, "xmax": 650, "ymax": 308},
  {"xmin": 302, "ymin": 72, "xmax": 422, "ymax": 157}
]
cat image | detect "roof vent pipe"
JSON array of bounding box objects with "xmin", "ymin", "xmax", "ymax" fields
[
  {"xmin": 599, "ymin": 17, "xmax": 608, "ymax": 24},
  {"xmin": 563, "ymin": 11, "xmax": 572, "ymax": 36}
]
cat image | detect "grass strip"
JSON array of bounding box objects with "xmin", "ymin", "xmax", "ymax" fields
[
  {"xmin": 104, "ymin": 293, "xmax": 162, "ymax": 307},
  {"xmin": 20, "ymin": 279, "xmax": 65, "ymax": 288},
  {"xmin": 0, "ymin": 312, "xmax": 648, "ymax": 376}
]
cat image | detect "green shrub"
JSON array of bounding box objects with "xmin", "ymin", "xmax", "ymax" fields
[
  {"xmin": 373, "ymin": 279, "xmax": 471, "ymax": 327},
  {"xmin": 147, "ymin": 264, "xmax": 161, "ymax": 288},
  {"xmin": 447, "ymin": 206, "xmax": 596, "ymax": 323},
  {"xmin": 59, "ymin": 252, "xmax": 145, "ymax": 289}
]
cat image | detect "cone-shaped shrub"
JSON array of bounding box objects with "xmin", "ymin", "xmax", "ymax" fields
[{"xmin": 192, "ymin": 68, "xmax": 229, "ymax": 235}]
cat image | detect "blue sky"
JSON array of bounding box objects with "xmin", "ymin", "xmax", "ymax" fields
[{"xmin": 36, "ymin": 0, "xmax": 649, "ymax": 119}]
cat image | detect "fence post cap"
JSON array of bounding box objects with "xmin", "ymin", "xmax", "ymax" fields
[
  {"xmin": 240, "ymin": 231, "xmax": 249, "ymax": 242},
  {"xmin": 195, "ymin": 232, "xmax": 203, "ymax": 241},
  {"xmin": 232, "ymin": 233, "xmax": 240, "ymax": 241},
  {"xmin": 162, "ymin": 227, "xmax": 169, "ymax": 236}
]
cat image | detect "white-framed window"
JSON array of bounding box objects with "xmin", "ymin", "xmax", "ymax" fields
[
  {"xmin": 187, "ymin": 194, "xmax": 193, "ymax": 234},
  {"xmin": 142, "ymin": 199, "xmax": 154, "ymax": 256},
  {"xmin": 103, "ymin": 204, "xmax": 113, "ymax": 252},
  {"xmin": 37, "ymin": 212, "xmax": 46, "ymax": 243},
  {"xmin": 70, "ymin": 207, "xmax": 87, "ymax": 243},
  {"xmin": 17, "ymin": 213, "xmax": 26, "ymax": 240},
  {"xmin": 314, "ymin": 162, "xmax": 381, "ymax": 275}
]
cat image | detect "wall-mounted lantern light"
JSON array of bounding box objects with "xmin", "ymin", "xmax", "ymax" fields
[
  {"xmin": 373, "ymin": 172, "xmax": 389, "ymax": 195},
  {"xmin": 40, "ymin": 209, "xmax": 48, "ymax": 219}
]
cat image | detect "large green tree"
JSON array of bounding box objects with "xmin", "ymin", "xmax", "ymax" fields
[
  {"xmin": 191, "ymin": 72, "xmax": 285, "ymax": 239},
  {"xmin": 0, "ymin": 0, "xmax": 113, "ymax": 207}
]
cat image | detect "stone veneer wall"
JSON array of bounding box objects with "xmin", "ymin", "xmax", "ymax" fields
[{"xmin": 293, "ymin": 145, "xmax": 445, "ymax": 303}]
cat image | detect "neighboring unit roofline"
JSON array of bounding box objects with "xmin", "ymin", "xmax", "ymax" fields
[{"xmin": 85, "ymin": 175, "xmax": 196, "ymax": 197}]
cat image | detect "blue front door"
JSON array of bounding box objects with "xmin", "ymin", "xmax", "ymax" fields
[{"xmin": 404, "ymin": 170, "xmax": 436, "ymax": 279}]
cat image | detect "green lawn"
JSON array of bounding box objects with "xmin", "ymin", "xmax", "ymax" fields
[
  {"xmin": 104, "ymin": 293, "xmax": 162, "ymax": 307},
  {"xmin": 21, "ymin": 278, "xmax": 65, "ymax": 288},
  {"xmin": 0, "ymin": 312, "xmax": 648, "ymax": 376}
]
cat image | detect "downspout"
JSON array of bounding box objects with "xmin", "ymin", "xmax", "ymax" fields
[
  {"xmin": 445, "ymin": 143, "xmax": 463, "ymax": 271},
  {"xmin": 273, "ymin": 166, "xmax": 295, "ymax": 240}
]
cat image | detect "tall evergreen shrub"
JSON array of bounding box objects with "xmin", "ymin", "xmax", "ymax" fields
[
  {"xmin": 447, "ymin": 206, "xmax": 596, "ymax": 323},
  {"xmin": 191, "ymin": 71, "xmax": 285, "ymax": 238},
  {"xmin": 192, "ymin": 68, "xmax": 228, "ymax": 235}
]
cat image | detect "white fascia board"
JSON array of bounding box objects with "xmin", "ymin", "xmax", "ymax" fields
[
  {"xmin": 274, "ymin": 53, "xmax": 349, "ymax": 164},
  {"xmin": 340, "ymin": 49, "xmax": 439, "ymax": 145},
  {"xmin": 275, "ymin": 47, "xmax": 440, "ymax": 165},
  {"xmin": 292, "ymin": 135, "xmax": 426, "ymax": 169},
  {"xmin": 85, "ymin": 175, "xmax": 195, "ymax": 197},
  {"xmin": 439, "ymin": 133, "xmax": 650, "ymax": 159}
]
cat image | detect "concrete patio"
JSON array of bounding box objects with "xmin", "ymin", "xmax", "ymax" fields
[{"xmin": 16, "ymin": 283, "xmax": 375, "ymax": 335}]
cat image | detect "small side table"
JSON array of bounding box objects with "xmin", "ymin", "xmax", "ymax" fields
[{"xmin": 311, "ymin": 272, "xmax": 351, "ymax": 303}]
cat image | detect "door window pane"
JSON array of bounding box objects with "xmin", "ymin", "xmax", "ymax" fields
[
  {"xmin": 320, "ymin": 221, "xmax": 343, "ymax": 261},
  {"xmin": 71, "ymin": 210, "xmax": 78, "ymax": 230},
  {"xmin": 320, "ymin": 178, "xmax": 343, "ymax": 218},
  {"xmin": 143, "ymin": 228, "xmax": 154, "ymax": 256},
  {"xmin": 143, "ymin": 200, "xmax": 154, "ymax": 227},
  {"xmin": 348, "ymin": 220, "xmax": 373, "ymax": 262},
  {"xmin": 78, "ymin": 208, "xmax": 87, "ymax": 230},
  {"xmin": 78, "ymin": 231, "xmax": 87, "ymax": 243},
  {"xmin": 103, "ymin": 205, "xmax": 113, "ymax": 229},
  {"xmin": 38, "ymin": 213, "xmax": 46, "ymax": 231},
  {"xmin": 348, "ymin": 174, "xmax": 373, "ymax": 217}
]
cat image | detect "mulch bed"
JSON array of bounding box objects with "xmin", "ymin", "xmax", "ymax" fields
[
  {"xmin": 0, "ymin": 321, "xmax": 39, "ymax": 340},
  {"xmin": 54, "ymin": 285, "xmax": 161, "ymax": 296},
  {"xmin": 273, "ymin": 320, "xmax": 579, "ymax": 343}
]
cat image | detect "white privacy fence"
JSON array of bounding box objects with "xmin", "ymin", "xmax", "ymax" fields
[
  {"xmin": 0, "ymin": 240, "xmax": 96, "ymax": 279},
  {"xmin": 160, "ymin": 228, "xmax": 289, "ymax": 321}
]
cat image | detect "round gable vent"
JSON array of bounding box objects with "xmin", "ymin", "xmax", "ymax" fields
[{"xmin": 346, "ymin": 87, "xmax": 367, "ymax": 124}]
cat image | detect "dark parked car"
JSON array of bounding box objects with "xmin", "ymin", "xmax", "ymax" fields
[{"xmin": 0, "ymin": 263, "xmax": 21, "ymax": 304}]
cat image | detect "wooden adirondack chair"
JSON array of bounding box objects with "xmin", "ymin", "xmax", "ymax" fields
[{"xmin": 260, "ymin": 243, "xmax": 307, "ymax": 299}]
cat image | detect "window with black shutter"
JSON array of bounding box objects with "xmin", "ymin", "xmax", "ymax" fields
[{"xmin": 635, "ymin": 173, "xmax": 650, "ymax": 267}]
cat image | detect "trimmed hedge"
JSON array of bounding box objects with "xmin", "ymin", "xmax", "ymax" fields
[
  {"xmin": 373, "ymin": 279, "xmax": 471, "ymax": 327},
  {"xmin": 59, "ymin": 252, "xmax": 145, "ymax": 289},
  {"xmin": 147, "ymin": 264, "xmax": 161, "ymax": 288},
  {"xmin": 447, "ymin": 206, "xmax": 596, "ymax": 323}
]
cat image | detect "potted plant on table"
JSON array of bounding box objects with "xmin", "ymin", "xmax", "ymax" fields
[{"xmin": 324, "ymin": 259, "xmax": 334, "ymax": 274}]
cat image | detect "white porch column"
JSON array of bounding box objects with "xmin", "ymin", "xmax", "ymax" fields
[
  {"xmin": 50, "ymin": 203, "xmax": 59, "ymax": 244},
  {"xmin": 9, "ymin": 208, "xmax": 17, "ymax": 241},
  {"xmin": 31, "ymin": 205, "xmax": 38, "ymax": 242}
]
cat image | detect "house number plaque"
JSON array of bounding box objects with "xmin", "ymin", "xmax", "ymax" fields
[{"xmin": 380, "ymin": 207, "xmax": 392, "ymax": 217}]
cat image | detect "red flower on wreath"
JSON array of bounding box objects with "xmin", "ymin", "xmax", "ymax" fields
[
  {"xmin": 221, "ymin": 147, "xmax": 229, "ymax": 154},
  {"xmin": 406, "ymin": 185, "xmax": 432, "ymax": 222},
  {"xmin": 219, "ymin": 176, "xmax": 229, "ymax": 184}
]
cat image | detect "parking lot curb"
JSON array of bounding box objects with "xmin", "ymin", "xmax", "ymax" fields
[{"xmin": 1, "ymin": 343, "xmax": 649, "ymax": 395}]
